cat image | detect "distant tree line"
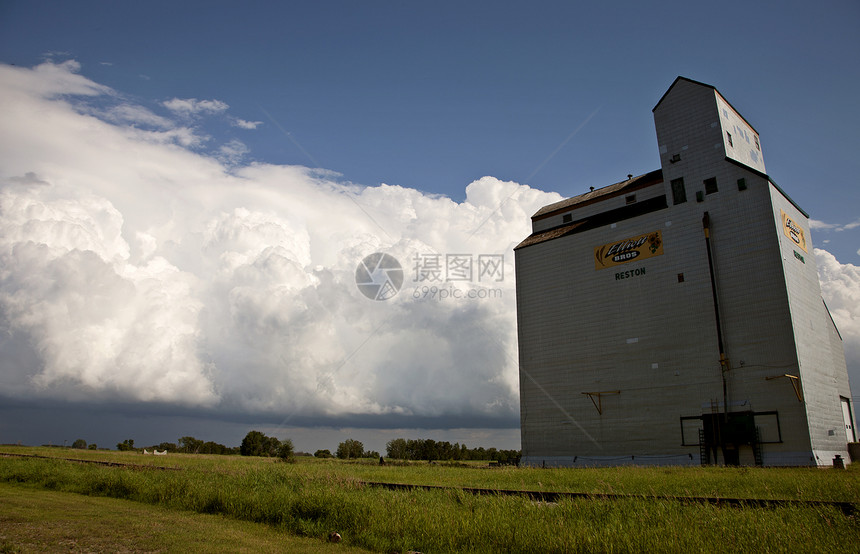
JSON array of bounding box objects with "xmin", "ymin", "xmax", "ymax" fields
[
  {"xmin": 130, "ymin": 436, "xmax": 241, "ymax": 455},
  {"xmin": 42, "ymin": 440, "xmax": 99, "ymax": 450},
  {"xmin": 67, "ymin": 439, "xmax": 99, "ymax": 450},
  {"xmin": 112, "ymin": 431, "xmax": 294, "ymax": 460},
  {"xmin": 66, "ymin": 433, "xmax": 517, "ymax": 465},
  {"xmin": 385, "ymin": 438, "xmax": 520, "ymax": 465}
]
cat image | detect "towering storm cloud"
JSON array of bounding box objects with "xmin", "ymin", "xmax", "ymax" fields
[{"xmin": 0, "ymin": 61, "xmax": 562, "ymax": 425}]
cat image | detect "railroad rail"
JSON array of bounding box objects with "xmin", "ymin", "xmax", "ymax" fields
[{"xmin": 2, "ymin": 452, "xmax": 855, "ymax": 515}]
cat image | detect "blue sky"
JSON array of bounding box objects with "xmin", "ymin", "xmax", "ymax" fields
[
  {"xmin": 1, "ymin": 1, "xmax": 858, "ymax": 453},
  {"xmin": 4, "ymin": 1, "xmax": 859, "ymax": 234}
]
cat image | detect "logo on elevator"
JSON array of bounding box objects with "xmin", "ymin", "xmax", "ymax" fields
[
  {"xmin": 781, "ymin": 210, "xmax": 807, "ymax": 253},
  {"xmin": 594, "ymin": 230, "xmax": 664, "ymax": 270}
]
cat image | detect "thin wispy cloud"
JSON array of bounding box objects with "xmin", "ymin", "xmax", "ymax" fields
[
  {"xmin": 162, "ymin": 97, "xmax": 229, "ymax": 116},
  {"xmin": 103, "ymin": 104, "xmax": 174, "ymax": 129},
  {"xmin": 810, "ymin": 220, "xmax": 837, "ymax": 230},
  {"xmin": 810, "ymin": 218, "xmax": 860, "ymax": 232},
  {"xmin": 233, "ymin": 118, "xmax": 263, "ymax": 130},
  {"xmin": 218, "ymin": 139, "xmax": 250, "ymax": 165}
]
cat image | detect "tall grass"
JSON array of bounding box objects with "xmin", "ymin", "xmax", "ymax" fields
[
  {"xmin": 298, "ymin": 459, "xmax": 860, "ymax": 502},
  {"xmin": 1, "ymin": 449, "xmax": 858, "ymax": 553},
  {"xmin": 7, "ymin": 446, "xmax": 859, "ymax": 501}
]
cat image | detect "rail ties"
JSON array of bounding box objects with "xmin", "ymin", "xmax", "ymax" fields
[{"xmin": 360, "ymin": 481, "xmax": 857, "ymax": 516}]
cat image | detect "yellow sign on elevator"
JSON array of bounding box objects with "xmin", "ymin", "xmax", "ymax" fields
[
  {"xmin": 781, "ymin": 210, "xmax": 807, "ymax": 253},
  {"xmin": 594, "ymin": 230, "xmax": 663, "ymax": 270}
]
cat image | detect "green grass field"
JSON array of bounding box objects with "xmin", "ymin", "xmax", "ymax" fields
[
  {"xmin": 0, "ymin": 482, "xmax": 372, "ymax": 553},
  {"xmin": 1, "ymin": 447, "xmax": 858, "ymax": 553}
]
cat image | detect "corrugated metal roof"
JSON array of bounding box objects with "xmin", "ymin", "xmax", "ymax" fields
[
  {"xmin": 515, "ymin": 220, "xmax": 589, "ymax": 250},
  {"xmin": 516, "ymin": 194, "xmax": 669, "ymax": 251},
  {"xmin": 532, "ymin": 169, "xmax": 663, "ymax": 221}
]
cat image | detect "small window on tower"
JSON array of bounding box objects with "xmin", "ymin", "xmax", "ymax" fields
[
  {"xmin": 704, "ymin": 177, "xmax": 718, "ymax": 195},
  {"xmin": 754, "ymin": 135, "xmax": 760, "ymax": 151},
  {"xmin": 671, "ymin": 178, "xmax": 687, "ymax": 205},
  {"xmin": 562, "ymin": 213, "xmax": 572, "ymax": 223},
  {"xmin": 726, "ymin": 132, "xmax": 733, "ymax": 147},
  {"xmin": 625, "ymin": 195, "xmax": 636, "ymax": 205}
]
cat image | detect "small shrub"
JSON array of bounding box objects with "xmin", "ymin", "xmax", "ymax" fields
[{"xmin": 278, "ymin": 440, "xmax": 295, "ymax": 463}]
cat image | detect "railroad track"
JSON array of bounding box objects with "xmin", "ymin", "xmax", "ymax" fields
[
  {"xmin": 362, "ymin": 481, "xmax": 858, "ymax": 516},
  {"xmin": 2, "ymin": 452, "xmax": 855, "ymax": 515}
]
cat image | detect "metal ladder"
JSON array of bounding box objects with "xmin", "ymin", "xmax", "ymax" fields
[
  {"xmin": 699, "ymin": 429, "xmax": 709, "ymax": 466},
  {"xmin": 753, "ymin": 427, "xmax": 764, "ymax": 467}
]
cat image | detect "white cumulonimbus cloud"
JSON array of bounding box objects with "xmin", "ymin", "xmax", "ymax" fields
[
  {"xmin": 1, "ymin": 61, "xmax": 857, "ymax": 428},
  {"xmin": 815, "ymin": 249, "xmax": 860, "ymax": 375},
  {"xmin": 0, "ymin": 61, "xmax": 563, "ymax": 424}
]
